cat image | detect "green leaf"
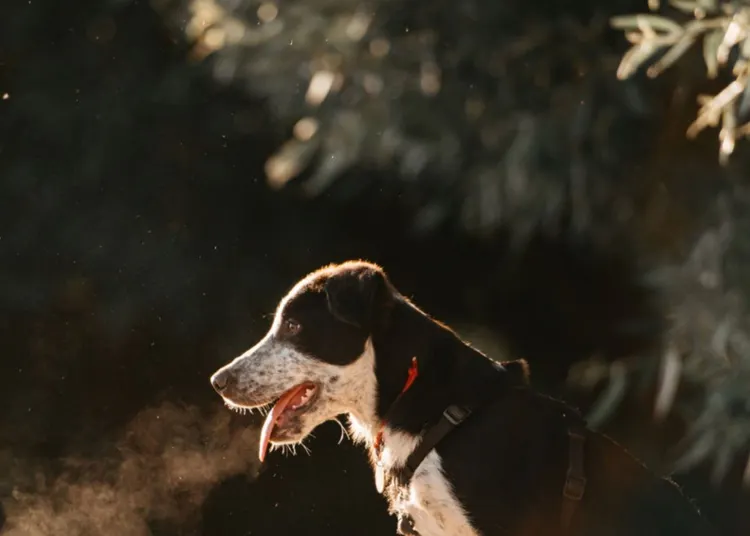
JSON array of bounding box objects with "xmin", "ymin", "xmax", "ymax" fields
[
  {"xmin": 696, "ymin": 0, "xmax": 720, "ymax": 14},
  {"xmin": 703, "ymin": 29, "xmax": 724, "ymax": 79},
  {"xmin": 611, "ymin": 14, "xmax": 684, "ymax": 35},
  {"xmin": 617, "ymin": 44, "xmax": 658, "ymax": 79},
  {"xmin": 670, "ymin": 0, "xmax": 703, "ymax": 15},
  {"xmin": 648, "ymin": 33, "xmax": 697, "ymax": 77}
]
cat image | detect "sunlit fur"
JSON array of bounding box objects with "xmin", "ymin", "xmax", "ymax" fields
[
  {"xmin": 213, "ymin": 332, "xmax": 378, "ymax": 449},
  {"xmin": 211, "ymin": 261, "xmax": 715, "ymax": 536},
  {"xmin": 210, "ymin": 262, "xmax": 480, "ymax": 535}
]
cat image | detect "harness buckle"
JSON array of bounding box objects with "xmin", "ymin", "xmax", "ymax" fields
[
  {"xmin": 563, "ymin": 474, "xmax": 587, "ymax": 501},
  {"xmin": 563, "ymin": 428, "xmax": 587, "ymax": 502},
  {"xmin": 443, "ymin": 405, "xmax": 471, "ymax": 426}
]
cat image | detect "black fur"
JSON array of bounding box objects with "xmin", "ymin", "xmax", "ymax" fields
[
  {"xmin": 275, "ymin": 261, "xmax": 716, "ymax": 536},
  {"xmin": 280, "ymin": 283, "xmax": 369, "ymax": 367},
  {"xmin": 323, "ymin": 263, "xmax": 387, "ymax": 329}
]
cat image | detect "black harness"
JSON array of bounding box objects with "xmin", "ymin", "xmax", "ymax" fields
[
  {"xmin": 388, "ymin": 402, "xmax": 588, "ymax": 536},
  {"xmin": 401, "ymin": 405, "xmax": 474, "ymax": 482}
]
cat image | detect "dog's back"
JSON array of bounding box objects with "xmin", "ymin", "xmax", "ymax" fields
[
  {"xmin": 436, "ymin": 387, "xmax": 715, "ymax": 536},
  {"xmin": 580, "ymin": 431, "xmax": 714, "ymax": 536}
]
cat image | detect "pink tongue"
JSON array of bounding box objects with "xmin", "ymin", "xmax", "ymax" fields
[{"xmin": 259, "ymin": 384, "xmax": 309, "ymax": 462}]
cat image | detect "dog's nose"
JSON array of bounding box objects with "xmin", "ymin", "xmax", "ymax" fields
[{"xmin": 211, "ymin": 369, "xmax": 232, "ymax": 392}]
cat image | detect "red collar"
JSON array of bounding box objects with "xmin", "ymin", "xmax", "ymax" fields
[{"xmin": 373, "ymin": 356, "xmax": 419, "ymax": 456}]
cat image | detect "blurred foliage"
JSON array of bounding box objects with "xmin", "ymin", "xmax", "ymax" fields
[
  {"xmin": 156, "ymin": 0, "xmax": 665, "ymax": 241},
  {"xmin": 569, "ymin": 196, "xmax": 750, "ymax": 487},
  {"xmin": 159, "ymin": 0, "xmax": 750, "ymax": 488},
  {"xmin": 612, "ymin": 0, "xmax": 750, "ymax": 164},
  {"xmin": 663, "ymin": 184, "xmax": 750, "ymax": 487},
  {"xmin": 648, "ymin": 214, "xmax": 750, "ymax": 484}
]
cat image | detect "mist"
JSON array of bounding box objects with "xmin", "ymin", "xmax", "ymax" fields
[{"xmin": 2, "ymin": 403, "xmax": 259, "ymax": 535}]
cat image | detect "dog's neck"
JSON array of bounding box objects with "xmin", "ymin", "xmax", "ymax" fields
[{"xmin": 346, "ymin": 295, "xmax": 511, "ymax": 468}]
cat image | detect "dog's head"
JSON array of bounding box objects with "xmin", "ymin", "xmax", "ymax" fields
[{"xmin": 210, "ymin": 261, "xmax": 391, "ymax": 460}]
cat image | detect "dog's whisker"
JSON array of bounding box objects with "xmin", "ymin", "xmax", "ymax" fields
[
  {"xmin": 223, "ymin": 399, "xmax": 261, "ymax": 417},
  {"xmin": 333, "ymin": 417, "xmax": 350, "ymax": 445}
]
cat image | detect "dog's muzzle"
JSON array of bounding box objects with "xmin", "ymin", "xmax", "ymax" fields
[{"xmin": 210, "ymin": 367, "xmax": 235, "ymax": 394}]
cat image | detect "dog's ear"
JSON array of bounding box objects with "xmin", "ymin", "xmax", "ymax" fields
[
  {"xmin": 502, "ymin": 359, "xmax": 530, "ymax": 385},
  {"xmin": 324, "ymin": 264, "xmax": 386, "ymax": 329}
]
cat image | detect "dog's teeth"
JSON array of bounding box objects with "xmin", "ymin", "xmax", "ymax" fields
[{"xmin": 290, "ymin": 387, "xmax": 316, "ymax": 410}]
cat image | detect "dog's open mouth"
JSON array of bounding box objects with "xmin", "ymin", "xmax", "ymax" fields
[{"xmin": 259, "ymin": 381, "xmax": 319, "ymax": 462}]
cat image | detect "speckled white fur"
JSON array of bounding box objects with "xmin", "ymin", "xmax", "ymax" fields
[
  {"xmin": 350, "ymin": 408, "xmax": 480, "ymax": 536},
  {"xmin": 213, "ymin": 273, "xmax": 480, "ymax": 536},
  {"xmin": 215, "ymin": 332, "xmax": 379, "ymax": 449},
  {"xmin": 399, "ymin": 452, "xmax": 480, "ymax": 536}
]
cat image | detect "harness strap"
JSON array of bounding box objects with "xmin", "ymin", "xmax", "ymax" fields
[
  {"xmin": 399, "ymin": 409, "xmax": 587, "ymax": 535},
  {"xmin": 402, "ymin": 405, "xmax": 473, "ymax": 480},
  {"xmin": 381, "ymin": 379, "xmax": 587, "ymax": 535},
  {"xmin": 560, "ymin": 427, "xmax": 587, "ymax": 531}
]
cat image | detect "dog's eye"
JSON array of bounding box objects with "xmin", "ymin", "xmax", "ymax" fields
[{"xmin": 283, "ymin": 319, "xmax": 301, "ymax": 335}]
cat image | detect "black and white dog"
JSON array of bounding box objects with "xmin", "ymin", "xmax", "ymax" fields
[{"xmin": 210, "ymin": 261, "xmax": 715, "ymax": 536}]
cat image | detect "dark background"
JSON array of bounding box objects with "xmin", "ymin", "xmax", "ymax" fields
[{"xmin": 1, "ymin": 0, "xmax": 749, "ymax": 534}]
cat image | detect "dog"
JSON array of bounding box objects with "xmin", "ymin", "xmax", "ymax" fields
[{"xmin": 210, "ymin": 260, "xmax": 716, "ymax": 536}]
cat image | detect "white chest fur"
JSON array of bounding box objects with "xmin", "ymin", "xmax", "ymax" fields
[
  {"xmin": 348, "ymin": 417, "xmax": 480, "ymax": 536},
  {"xmin": 391, "ymin": 451, "xmax": 480, "ymax": 536},
  {"xmin": 346, "ymin": 354, "xmax": 480, "ymax": 536}
]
